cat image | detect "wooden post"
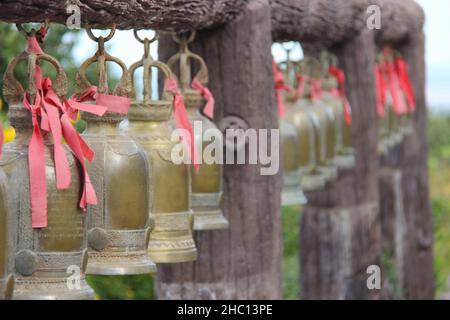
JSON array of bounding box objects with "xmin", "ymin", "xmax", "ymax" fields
[
  {"xmin": 300, "ymin": 29, "xmax": 382, "ymax": 300},
  {"xmin": 156, "ymin": 0, "xmax": 283, "ymax": 299},
  {"xmin": 378, "ymin": 31, "xmax": 434, "ymax": 299}
]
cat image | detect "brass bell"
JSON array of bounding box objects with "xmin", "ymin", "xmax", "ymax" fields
[
  {"xmin": 166, "ymin": 31, "xmax": 229, "ymax": 229},
  {"xmin": 1, "ymin": 25, "xmax": 94, "ymax": 299},
  {"xmin": 76, "ymin": 27, "xmax": 156, "ymax": 275},
  {"xmin": 0, "ymin": 168, "xmax": 14, "ymax": 300},
  {"xmin": 285, "ymin": 99, "xmax": 327, "ymax": 192},
  {"xmin": 280, "ymin": 119, "xmax": 308, "ymax": 205},
  {"xmin": 120, "ymin": 30, "xmax": 197, "ymax": 263}
]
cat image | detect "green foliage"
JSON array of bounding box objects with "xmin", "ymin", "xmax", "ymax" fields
[
  {"xmin": 428, "ymin": 112, "xmax": 450, "ymax": 298},
  {"xmin": 87, "ymin": 274, "xmax": 155, "ymax": 300},
  {"xmin": 281, "ymin": 205, "xmax": 301, "ymax": 299},
  {"xmin": 380, "ymin": 250, "xmax": 403, "ymax": 298}
]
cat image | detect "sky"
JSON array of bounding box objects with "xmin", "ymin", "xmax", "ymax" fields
[{"xmin": 71, "ymin": 0, "xmax": 450, "ymax": 112}]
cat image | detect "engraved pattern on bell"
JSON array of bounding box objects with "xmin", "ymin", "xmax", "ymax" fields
[
  {"xmin": 0, "ymin": 168, "xmax": 14, "ymax": 300},
  {"xmin": 280, "ymin": 119, "xmax": 307, "ymax": 206},
  {"xmin": 1, "ymin": 112, "xmax": 94, "ymax": 299}
]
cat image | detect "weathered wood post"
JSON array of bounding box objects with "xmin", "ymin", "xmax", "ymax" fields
[{"xmin": 156, "ymin": 0, "xmax": 283, "ymax": 299}]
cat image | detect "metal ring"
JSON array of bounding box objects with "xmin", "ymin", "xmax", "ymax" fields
[
  {"xmin": 86, "ymin": 24, "xmax": 116, "ymax": 42},
  {"xmin": 133, "ymin": 29, "xmax": 158, "ymax": 44},
  {"xmin": 172, "ymin": 30, "xmax": 196, "ymax": 45}
]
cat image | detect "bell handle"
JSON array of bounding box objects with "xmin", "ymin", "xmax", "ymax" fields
[
  {"xmin": 166, "ymin": 51, "xmax": 209, "ymax": 89},
  {"xmin": 3, "ymin": 51, "xmax": 67, "ymax": 104},
  {"xmin": 75, "ymin": 51, "xmax": 131, "ymax": 98},
  {"xmin": 129, "ymin": 57, "xmax": 174, "ymax": 103}
]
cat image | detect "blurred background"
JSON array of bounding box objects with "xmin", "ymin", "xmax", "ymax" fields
[{"xmin": 0, "ymin": 0, "xmax": 449, "ymax": 299}]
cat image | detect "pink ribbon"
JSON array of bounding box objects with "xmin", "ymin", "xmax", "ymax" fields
[
  {"xmin": 164, "ymin": 77, "xmax": 199, "ymax": 171},
  {"xmin": 191, "ymin": 78, "xmax": 215, "ymax": 119},
  {"xmin": 328, "ymin": 66, "xmax": 352, "ymax": 125},
  {"xmin": 374, "ymin": 63, "xmax": 387, "ymax": 118},
  {"xmin": 272, "ymin": 60, "xmax": 293, "ymax": 118},
  {"xmin": 394, "ymin": 57, "xmax": 416, "ymax": 112}
]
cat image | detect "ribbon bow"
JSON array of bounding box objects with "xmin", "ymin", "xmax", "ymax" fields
[
  {"xmin": 272, "ymin": 60, "xmax": 293, "ymax": 118},
  {"xmin": 164, "ymin": 77, "xmax": 199, "ymax": 171},
  {"xmin": 328, "ymin": 66, "xmax": 352, "ymax": 125},
  {"xmin": 191, "ymin": 78, "xmax": 215, "ymax": 119},
  {"xmin": 394, "ymin": 57, "xmax": 416, "ymax": 112},
  {"xmin": 22, "ymin": 35, "xmax": 101, "ymax": 228}
]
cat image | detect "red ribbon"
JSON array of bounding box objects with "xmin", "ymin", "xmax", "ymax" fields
[
  {"xmin": 164, "ymin": 77, "xmax": 199, "ymax": 171},
  {"xmin": 21, "ymin": 35, "xmax": 99, "ymax": 228},
  {"xmin": 328, "ymin": 66, "xmax": 352, "ymax": 125},
  {"xmin": 191, "ymin": 78, "xmax": 215, "ymax": 119},
  {"xmin": 23, "ymin": 66, "xmax": 100, "ymax": 228},
  {"xmin": 272, "ymin": 60, "xmax": 293, "ymax": 118},
  {"xmin": 384, "ymin": 58, "xmax": 408, "ymax": 115},
  {"xmin": 394, "ymin": 57, "xmax": 416, "ymax": 112}
]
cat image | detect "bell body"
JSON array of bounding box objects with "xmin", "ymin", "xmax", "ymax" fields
[
  {"xmin": 322, "ymin": 92, "xmax": 355, "ymax": 169},
  {"xmin": 299, "ymin": 99, "xmax": 338, "ymax": 182},
  {"xmin": 120, "ymin": 102, "xmax": 197, "ymax": 263},
  {"xmin": 82, "ymin": 112, "xmax": 156, "ymax": 275},
  {"xmin": 285, "ymin": 103, "xmax": 326, "ymax": 192},
  {"xmin": 0, "ymin": 168, "xmax": 14, "ymax": 300},
  {"xmin": 0, "ymin": 105, "xmax": 94, "ymax": 299},
  {"xmin": 280, "ymin": 119, "xmax": 307, "ymax": 206},
  {"xmin": 184, "ymin": 91, "xmax": 229, "ymax": 230}
]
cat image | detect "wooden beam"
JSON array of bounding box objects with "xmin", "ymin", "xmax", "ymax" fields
[{"xmin": 0, "ymin": 0, "xmax": 248, "ymax": 30}]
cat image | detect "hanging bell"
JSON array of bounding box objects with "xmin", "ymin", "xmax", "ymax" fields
[
  {"xmin": 0, "ymin": 168, "xmax": 14, "ymax": 300},
  {"xmin": 1, "ymin": 24, "xmax": 94, "ymax": 299},
  {"xmin": 76, "ymin": 27, "xmax": 156, "ymax": 275},
  {"xmin": 280, "ymin": 119, "xmax": 308, "ymax": 205},
  {"xmin": 120, "ymin": 31, "xmax": 197, "ymax": 263},
  {"xmin": 165, "ymin": 31, "xmax": 229, "ymax": 230}
]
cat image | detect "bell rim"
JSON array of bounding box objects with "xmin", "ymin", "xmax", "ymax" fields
[
  {"xmin": 148, "ymin": 248, "xmax": 198, "ymax": 264},
  {"xmin": 85, "ymin": 260, "xmax": 157, "ymax": 276}
]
